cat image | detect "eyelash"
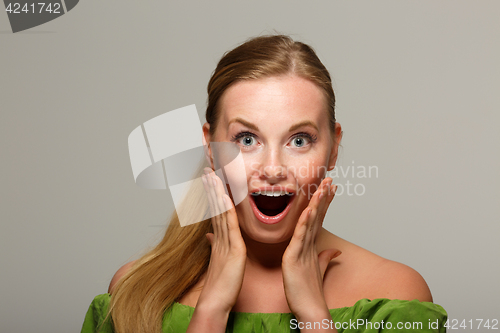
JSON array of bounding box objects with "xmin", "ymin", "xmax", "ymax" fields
[{"xmin": 230, "ymin": 131, "xmax": 318, "ymax": 147}]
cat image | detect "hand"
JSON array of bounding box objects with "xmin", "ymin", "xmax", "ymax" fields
[
  {"xmin": 190, "ymin": 168, "xmax": 247, "ymax": 323},
  {"xmin": 282, "ymin": 177, "xmax": 340, "ymax": 323}
]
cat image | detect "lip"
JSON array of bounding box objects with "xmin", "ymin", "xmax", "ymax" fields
[{"xmin": 249, "ymin": 191, "xmax": 294, "ymax": 225}]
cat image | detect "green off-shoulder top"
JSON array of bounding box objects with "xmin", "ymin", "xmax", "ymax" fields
[{"xmin": 81, "ymin": 294, "xmax": 447, "ymax": 332}]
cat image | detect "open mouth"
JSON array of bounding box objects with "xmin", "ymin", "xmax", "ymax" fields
[
  {"xmin": 249, "ymin": 190, "xmax": 294, "ymax": 224},
  {"xmin": 252, "ymin": 192, "xmax": 291, "ymax": 216}
]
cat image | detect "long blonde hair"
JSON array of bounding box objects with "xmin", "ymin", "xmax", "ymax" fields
[{"xmin": 108, "ymin": 34, "xmax": 337, "ymax": 333}]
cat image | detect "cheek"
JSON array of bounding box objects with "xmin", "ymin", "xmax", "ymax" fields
[
  {"xmin": 290, "ymin": 158, "xmax": 327, "ymax": 183},
  {"xmin": 217, "ymin": 145, "xmax": 249, "ymax": 205},
  {"xmin": 288, "ymin": 157, "xmax": 328, "ymax": 201}
]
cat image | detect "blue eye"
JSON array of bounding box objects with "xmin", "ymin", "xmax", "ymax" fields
[
  {"xmin": 291, "ymin": 133, "xmax": 317, "ymax": 148},
  {"xmin": 241, "ymin": 136, "xmax": 255, "ymax": 146},
  {"xmin": 292, "ymin": 137, "xmax": 306, "ymax": 147},
  {"xmin": 230, "ymin": 131, "xmax": 316, "ymax": 149},
  {"xmin": 231, "ymin": 131, "xmax": 258, "ymax": 147}
]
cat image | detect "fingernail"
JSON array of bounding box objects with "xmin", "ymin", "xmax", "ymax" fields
[
  {"xmin": 212, "ymin": 175, "xmax": 217, "ymax": 186},
  {"xmin": 332, "ymin": 251, "xmax": 342, "ymax": 259}
]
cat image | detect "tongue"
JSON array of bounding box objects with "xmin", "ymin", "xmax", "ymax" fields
[{"xmin": 254, "ymin": 195, "xmax": 288, "ymax": 216}]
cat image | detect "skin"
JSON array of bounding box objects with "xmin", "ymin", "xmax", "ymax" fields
[
  {"xmin": 109, "ymin": 74, "xmax": 433, "ymax": 332},
  {"xmin": 186, "ymin": 75, "xmax": 342, "ymax": 332}
]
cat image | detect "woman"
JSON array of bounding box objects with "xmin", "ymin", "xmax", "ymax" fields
[{"xmin": 81, "ymin": 35, "xmax": 447, "ymax": 333}]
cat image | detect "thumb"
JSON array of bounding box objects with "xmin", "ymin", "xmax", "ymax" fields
[
  {"xmin": 318, "ymin": 249, "xmax": 342, "ymax": 279},
  {"xmin": 206, "ymin": 233, "xmax": 214, "ymax": 245}
]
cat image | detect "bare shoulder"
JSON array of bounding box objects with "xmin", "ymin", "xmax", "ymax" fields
[
  {"xmin": 372, "ymin": 257, "xmax": 433, "ymax": 302},
  {"xmin": 319, "ymin": 229, "xmax": 433, "ymax": 308},
  {"xmin": 108, "ymin": 260, "xmax": 137, "ymax": 294}
]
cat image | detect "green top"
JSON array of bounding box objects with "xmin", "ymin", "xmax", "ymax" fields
[{"xmin": 81, "ymin": 293, "xmax": 447, "ymax": 332}]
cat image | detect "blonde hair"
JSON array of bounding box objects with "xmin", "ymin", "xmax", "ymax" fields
[
  {"xmin": 107, "ymin": 34, "xmax": 337, "ymax": 333},
  {"xmin": 206, "ymin": 34, "xmax": 337, "ymax": 136}
]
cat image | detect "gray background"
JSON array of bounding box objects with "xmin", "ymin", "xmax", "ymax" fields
[{"xmin": 1, "ymin": 1, "xmax": 499, "ymax": 332}]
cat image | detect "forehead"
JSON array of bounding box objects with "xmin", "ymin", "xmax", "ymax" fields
[{"xmin": 218, "ymin": 75, "xmax": 328, "ymax": 133}]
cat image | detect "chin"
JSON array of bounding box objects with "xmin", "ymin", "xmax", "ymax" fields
[{"xmin": 241, "ymin": 225, "xmax": 295, "ymax": 244}]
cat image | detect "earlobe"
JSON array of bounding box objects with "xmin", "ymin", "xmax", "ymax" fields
[
  {"xmin": 327, "ymin": 146, "xmax": 337, "ymax": 171},
  {"xmin": 328, "ymin": 142, "xmax": 339, "ymax": 171},
  {"xmin": 327, "ymin": 123, "xmax": 343, "ymax": 171},
  {"xmin": 327, "ymin": 160, "xmax": 337, "ymax": 172},
  {"xmin": 202, "ymin": 123, "xmax": 214, "ymax": 169},
  {"xmin": 327, "ymin": 145, "xmax": 337, "ymax": 171}
]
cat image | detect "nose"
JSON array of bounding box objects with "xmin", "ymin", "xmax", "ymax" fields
[{"xmin": 259, "ymin": 148, "xmax": 287, "ymax": 183}]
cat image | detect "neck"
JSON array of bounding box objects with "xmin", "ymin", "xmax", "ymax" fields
[
  {"xmin": 241, "ymin": 230, "xmax": 290, "ymax": 269},
  {"xmin": 241, "ymin": 228, "xmax": 334, "ymax": 269}
]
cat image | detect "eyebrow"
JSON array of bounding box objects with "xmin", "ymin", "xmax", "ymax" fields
[
  {"xmin": 228, "ymin": 117, "xmax": 259, "ymax": 131},
  {"xmin": 228, "ymin": 117, "xmax": 319, "ymax": 132},
  {"xmin": 288, "ymin": 120, "xmax": 319, "ymax": 132}
]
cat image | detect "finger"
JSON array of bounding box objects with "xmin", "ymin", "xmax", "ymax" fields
[
  {"xmin": 313, "ymin": 184, "xmax": 337, "ymax": 249},
  {"xmin": 318, "ymin": 181, "xmax": 337, "ymax": 224},
  {"xmin": 211, "ymin": 173, "xmax": 229, "ymax": 244},
  {"xmin": 318, "ymin": 249, "xmax": 342, "ymax": 279},
  {"xmin": 202, "ymin": 174, "xmax": 215, "ymax": 220},
  {"xmin": 304, "ymin": 203, "xmax": 320, "ymax": 251},
  {"xmin": 289, "ymin": 178, "xmax": 331, "ymax": 255},
  {"xmin": 222, "ymin": 194, "xmax": 245, "ymax": 247},
  {"xmin": 208, "ymin": 171, "xmax": 222, "ymax": 218},
  {"xmin": 313, "ymin": 178, "xmax": 333, "ymax": 233},
  {"xmin": 308, "ymin": 178, "xmax": 329, "ymax": 230},
  {"xmin": 288, "ymin": 207, "xmax": 313, "ymax": 258},
  {"xmin": 204, "ymin": 169, "xmax": 222, "ymax": 242},
  {"xmin": 221, "ymin": 194, "xmax": 235, "ymax": 227},
  {"xmin": 304, "ymin": 179, "xmax": 331, "ymax": 250},
  {"xmin": 202, "ymin": 173, "xmax": 219, "ymax": 241}
]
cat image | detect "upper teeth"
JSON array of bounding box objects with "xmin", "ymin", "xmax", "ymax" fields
[{"xmin": 252, "ymin": 190, "xmax": 292, "ymax": 196}]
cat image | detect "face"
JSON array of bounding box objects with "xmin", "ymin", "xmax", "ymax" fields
[{"xmin": 203, "ymin": 75, "xmax": 341, "ymax": 244}]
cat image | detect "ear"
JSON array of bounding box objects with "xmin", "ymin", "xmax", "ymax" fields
[
  {"xmin": 327, "ymin": 122, "xmax": 343, "ymax": 171},
  {"xmin": 202, "ymin": 122, "xmax": 215, "ymax": 170}
]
